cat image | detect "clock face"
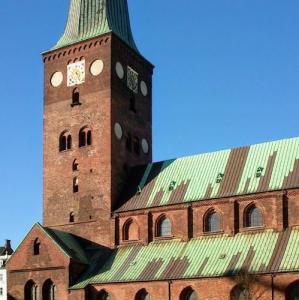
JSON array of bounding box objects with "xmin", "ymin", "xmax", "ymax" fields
[
  {"xmin": 67, "ymin": 60, "xmax": 85, "ymax": 87},
  {"xmin": 127, "ymin": 66, "xmax": 138, "ymax": 93}
]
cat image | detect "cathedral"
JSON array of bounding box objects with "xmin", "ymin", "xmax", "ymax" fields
[{"xmin": 6, "ymin": 0, "xmax": 299, "ymax": 299}]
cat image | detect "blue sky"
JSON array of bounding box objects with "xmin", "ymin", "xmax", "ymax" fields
[{"xmin": 1, "ymin": 1, "xmax": 299, "ymax": 248}]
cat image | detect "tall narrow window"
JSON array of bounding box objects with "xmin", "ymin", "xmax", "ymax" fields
[
  {"xmin": 71, "ymin": 88, "xmax": 81, "ymax": 106},
  {"xmin": 33, "ymin": 238, "xmax": 40, "ymax": 256},
  {"xmin": 79, "ymin": 127, "xmax": 92, "ymax": 147},
  {"xmin": 204, "ymin": 210, "xmax": 221, "ymax": 233},
  {"xmin": 245, "ymin": 205, "xmax": 263, "ymax": 228},
  {"xmin": 42, "ymin": 279, "xmax": 56, "ymax": 300},
  {"xmin": 69, "ymin": 212, "xmax": 75, "ymax": 223},
  {"xmin": 156, "ymin": 215, "xmax": 172, "ymax": 237},
  {"xmin": 24, "ymin": 280, "xmax": 38, "ymax": 300},
  {"xmin": 72, "ymin": 159, "xmax": 79, "ymax": 171},
  {"xmin": 59, "ymin": 131, "xmax": 72, "ymax": 152},
  {"xmin": 73, "ymin": 177, "xmax": 79, "ymax": 193}
]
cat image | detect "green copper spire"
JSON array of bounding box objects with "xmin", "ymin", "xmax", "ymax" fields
[{"xmin": 53, "ymin": 0, "xmax": 138, "ymax": 51}]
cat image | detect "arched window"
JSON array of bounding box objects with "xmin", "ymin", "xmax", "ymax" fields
[
  {"xmin": 135, "ymin": 289, "xmax": 152, "ymax": 300},
  {"xmin": 97, "ymin": 289, "xmax": 112, "ymax": 300},
  {"xmin": 204, "ymin": 209, "xmax": 221, "ymax": 233},
  {"xmin": 286, "ymin": 281, "xmax": 299, "ymax": 300},
  {"xmin": 123, "ymin": 219, "xmax": 139, "ymax": 241},
  {"xmin": 230, "ymin": 285, "xmax": 250, "ymax": 300},
  {"xmin": 59, "ymin": 131, "xmax": 72, "ymax": 152},
  {"xmin": 79, "ymin": 127, "xmax": 92, "ymax": 147},
  {"xmin": 24, "ymin": 280, "xmax": 38, "ymax": 300},
  {"xmin": 156, "ymin": 215, "xmax": 172, "ymax": 237},
  {"xmin": 42, "ymin": 279, "xmax": 56, "ymax": 300},
  {"xmin": 71, "ymin": 88, "xmax": 81, "ymax": 107},
  {"xmin": 245, "ymin": 205, "xmax": 263, "ymax": 228},
  {"xmin": 180, "ymin": 287, "xmax": 198, "ymax": 300},
  {"xmin": 72, "ymin": 159, "xmax": 79, "ymax": 171},
  {"xmin": 69, "ymin": 212, "xmax": 75, "ymax": 223},
  {"xmin": 33, "ymin": 238, "xmax": 40, "ymax": 256},
  {"xmin": 73, "ymin": 177, "xmax": 79, "ymax": 193}
]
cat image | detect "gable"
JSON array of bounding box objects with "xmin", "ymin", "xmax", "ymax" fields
[
  {"xmin": 118, "ymin": 136, "xmax": 299, "ymax": 212},
  {"xmin": 6, "ymin": 224, "xmax": 70, "ymax": 272}
]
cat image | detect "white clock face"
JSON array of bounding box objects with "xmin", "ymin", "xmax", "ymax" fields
[
  {"xmin": 51, "ymin": 71, "xmax": 63, "ymax": 87},
  {"xmin": 67, "ymin": 60, "xmax": 85, "ymax": 87}
]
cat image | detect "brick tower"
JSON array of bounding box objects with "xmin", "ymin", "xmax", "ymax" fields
[{"xmin": 42, "ymin": 0, "xmax": 153, "ymax": 247}]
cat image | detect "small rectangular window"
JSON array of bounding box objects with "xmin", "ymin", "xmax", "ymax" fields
[{"xmin": 0, "ymin": 287, "xmax": 3, "ymax": 295}]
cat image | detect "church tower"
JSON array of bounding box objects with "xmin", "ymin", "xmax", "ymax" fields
[{"xmin": 42, "ymin": 0, "xmax": 153, "ymax": 247}]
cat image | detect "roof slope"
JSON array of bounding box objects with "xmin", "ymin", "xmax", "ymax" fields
[
  {"xmin": 118, "ymin": 136, "xmax": 299, "ymax": 212},
  {"xmin": 39, "ymin": 224, "xmax": 105, "ymax": 264},
  {"xmin": 53, "ymin": 0, "xmax": 138, "ymax": 51},
  {"xmin": 72, "ymin": 227, "xmax": 299, "ymax": 288}
]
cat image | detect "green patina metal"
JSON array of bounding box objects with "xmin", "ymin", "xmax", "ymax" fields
[
  {"xmin": 118, "ymin": 137, "xmax": 299, "ymax": 211},
  {"xmin": 71, "ymin": 227, "xmax": 299, "ymax": 288},
  {"xmin": 53, "ymin": 0, "xmax": 138, "ymax": 51}
]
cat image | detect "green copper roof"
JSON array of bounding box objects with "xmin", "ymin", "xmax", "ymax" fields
[
  {"xmin": 53, "ymin": 0, "xmax": 138, "ymax": 51},
  {"xmin": 118, "ymin": 136, "xmax": 299, "ymax": 211},
  {"xmin": 71, "ymin": 227, "xmax": 299, "ymax": 288}
]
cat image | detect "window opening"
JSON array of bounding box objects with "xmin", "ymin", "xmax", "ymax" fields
[
  {"xmin": 79, "ymin": 127, "xmax": 92, "ymax": 147},
  {"xmin": 204, "ymin": 210, "xmax": 221, "ymax": 233},
  {"xmin": 69, "ymin": 212, "xmax": 75, "ymax": 223},
  {"xmin": 71, "ymin": 89, "xmax": 81, "ymax": 107},
  {"xmin": 72, "ymin": 160, "xmax": 79, "ymax": 171},
  {"xmin": 33, "ymin": 238, "xmax": 40, "ymax": 256},
  {"xmin": 42, "ymin": 279, "xmax": 56, "ymax": 300},
  {"xmin": 157, "ymin": 216, "xmax": 172, "ymax": 237},
  {"xmin": 59, "ymin": 132, "xmax": 72, "ymax": 152},
  {"xmin": 246, "ymin": 205, "xmax": 263, "ymax": 228},
  {"xmin": 73, "ymin": 177, "xmax": 79, "ymax": 193}
]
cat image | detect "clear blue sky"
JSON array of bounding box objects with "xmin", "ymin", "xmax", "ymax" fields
[{"xmin": 1, "ymin": 1, "xmax": 299, "ymax": 248}]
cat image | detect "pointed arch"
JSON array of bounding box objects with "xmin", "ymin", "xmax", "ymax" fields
[
  {"xmin": 244, "ymin": 203, "xmax": 263, "ymax": 228},
  {"xmin": 286, "ymin": 280, "xmax": 299, "ymax": 300},
  {"xmin": 156, "ymin": 214, "xmax": 172, "ymax": 238},
  {"xmin": 42, "ymin": 279, "xmax": 56, "ymax": 300},
  {"xmin": 97, "ymin": 289, "xmax": 112, "ymax": 300},
  {"xmin": 59, "ymin": 131, "xmax": 72, "ymax": 151},
  {"xmin": 135, "ymin": 288, "xmax": 152, "ymax": 300},
  {"xmin": 204, "ymin": 208, "xmax": 221, "ymax": 233},
  {"xmin": 24, "ymin": 280, "xmax": 38, "ymax": 300},
  {"xmin": 180, "ymin": 286, "xmax": 198, "ymax": 300},
  {"xmin": 33, "ymin": 238, "xmax": 40, "ymax": 256},
  {"xmin": 79, "ymin": 126, "xmax": 92, "ymax": 147},
  {"xmin": 230, "ymin": 285, "xmax": 250, "ymax": 300},
  {"xmin": 72, "ymin": 159, "xmax": 79, "ymax": 171},
  {"xmin": 123, "ymin": 218, "xmax": 140, "ymax": 241}
]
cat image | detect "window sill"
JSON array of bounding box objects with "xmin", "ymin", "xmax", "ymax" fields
[
  {"xmin": 202, "ymin": 230, "xmax": 224, "ymax": 236},
  {"xmin": 154, "ymin": 236, "xmax": 174, "ymax": 241},
  {"xmin": 241, "ymin": 226, "xmax": 265, "ymax": 233}
]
